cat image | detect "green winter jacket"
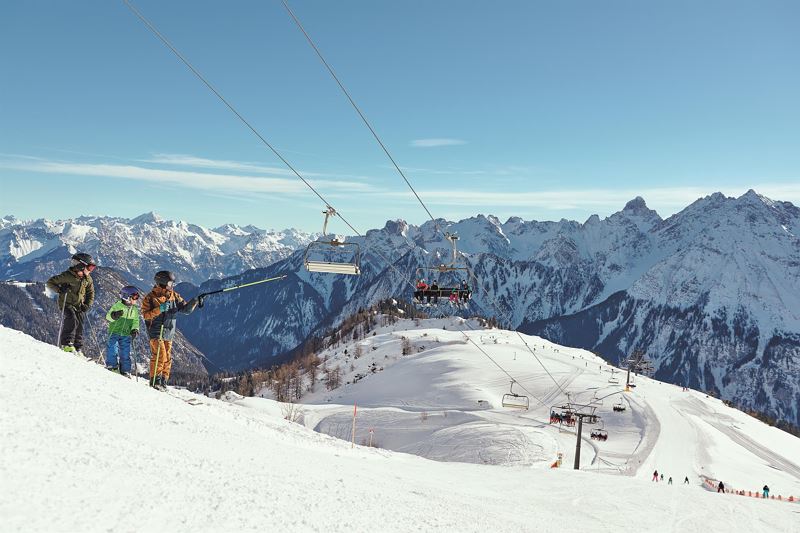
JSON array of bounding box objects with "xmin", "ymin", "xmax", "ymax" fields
[
  {"xmin": 106, "ymin": 300, "xmax": 140, "ymax": 336},
  {"xmin": 46, "ymin": 269, "xmax": 95, "ymax": 311}
]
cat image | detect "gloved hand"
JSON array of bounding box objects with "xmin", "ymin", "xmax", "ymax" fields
[
  {"xmin": 185, "ymin": 297, "xmax": 199, "ymax": 312},
  {"xmin": 77, "ymin": 303, "xmax": 89, "ymax": 313},
  {"xmin": 58, "ymin": 283, "xmax": 71, "ymax": 294},
  {"xmin": 110, "ymin": 310, "xmax": 123, "ymax": 320},
  {"xmin": 131, "ymin": 330, "xmax": 139, "ymax": 338},
  {"xmin": 159, "ymin": 301, "xmax": 175, "ymax": 313}
]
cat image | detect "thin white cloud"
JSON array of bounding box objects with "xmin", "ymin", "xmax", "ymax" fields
[
  {"xmin": 409, "ymin": 138, "xmax": 467, "ymax": 148},
  {"xmin": 371, "ymin": 184, "xmax": 800, "ymax": 216},
  {"xmin": 143, "ymin": 153, "xmax": 373, "ymax": 181},
  {"xmin": 144, "ymin": 153, "xmax": 298, "ymax": 176},
  {"xmin": 0, "ymin": 159, "xmax": 377, "ymax": 196}
]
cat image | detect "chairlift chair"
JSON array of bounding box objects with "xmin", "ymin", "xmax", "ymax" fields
[
  {"xmin": 613, "ymin": 399, "xmax": 626, "ymax": 412},
  {"xmin": 304, "ymin": 207, "xmax": 361, "ymax": 275},
  {"xmin": 413, "ymin": 233, "xmax": 476, "ymax": 304},
  {"xmin": 608, "ymin": 369, "xmax": 620, "ymax": 384},
  {"xmin": 502, "ymin": 380, "xmax": 529, "ymax": 410}
]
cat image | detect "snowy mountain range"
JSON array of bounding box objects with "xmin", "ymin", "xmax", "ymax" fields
[
  {"xmin": 2, "ymin": 189, "xmax": 799, "ymax": 427},
  {"xmin": 0, "ymin": 212, "xmax": 316, "ymax": 286}
]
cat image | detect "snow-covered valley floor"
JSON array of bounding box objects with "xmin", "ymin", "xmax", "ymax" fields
[{"xmin": 1, "ymin": 324, "xmax": 799, "ymax": 532}]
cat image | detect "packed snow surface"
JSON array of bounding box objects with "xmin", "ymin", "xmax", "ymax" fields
[{"xmin": 1, "ymin": 325, "xmax": 799, "ymax": 533}]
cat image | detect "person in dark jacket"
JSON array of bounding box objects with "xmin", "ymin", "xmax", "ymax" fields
[
  {"xmin": 717, "ymin": 481, "xmax": 725, "ymax": 493},
  {"xmin": 762, "ymin": 485, "xmax": 769, "ymax": 498},
  {"xmin": 46, "ymin": 252, "xmax": 96, "ymax": 354},
  {"xmin": 141, "ymin": 271, "xmax": 198, "ymax": 390}
]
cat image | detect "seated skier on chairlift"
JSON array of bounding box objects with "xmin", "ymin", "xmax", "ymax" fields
[
  {"xmin": 414, "ymin": 279, "xmax": 428, "ymax": 302},
  {"xmin": 449, "ymin": 289, "xmax": 459, "ymax": 305},
  {"xmin": 459, "ymin": 279, "xmax": 471, "ymax": 302},
  {"xmin": 429, "ymin": 280, "xmax": 440, "ymax": 304}
]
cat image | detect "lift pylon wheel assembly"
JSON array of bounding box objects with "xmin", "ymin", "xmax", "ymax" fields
[
  {"xmin": 304, "ymin": 207, "xmax": 361, "ymax": 275},
  {"xmin": 502, "ymin": 380, "xmax": 529, "ymax": 410}
]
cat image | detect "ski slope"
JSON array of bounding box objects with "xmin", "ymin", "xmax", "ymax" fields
[{"xmin": 1, "ymin": 325, "xmax": 799, "ymax": 533}]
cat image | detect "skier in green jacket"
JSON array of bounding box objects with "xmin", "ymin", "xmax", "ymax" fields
[
  {"xmin": 104, "ymin": 286, "xmax": 141, "ymax": 376},
  {"xmin": 46, "ymin": 252, "xmax": 96, "ymax": 354}
]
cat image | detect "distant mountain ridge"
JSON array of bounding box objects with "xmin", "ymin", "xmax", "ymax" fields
[
  {"xmin": 0, "ymin": 212, "xmax": 317, "ymax": 286},
  {"xmin": 2, "ymin": 190, "xmax": 798, "ymax": 426}
]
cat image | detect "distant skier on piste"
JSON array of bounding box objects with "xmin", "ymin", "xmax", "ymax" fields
[
  {"xmin": 46, "ymin": 252, "xmax": 96, "ymax": 355},
  {"xmin": 141, "ymin": 271, "xmax": 199, "ymax": 390},
  {"xmin": 104, "ymin": 286, "xmax": 141, "ymax": 377}
]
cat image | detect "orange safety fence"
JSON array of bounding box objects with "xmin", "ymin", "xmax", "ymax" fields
[{"xmin": 700, "ymin": 475, "xmax": 798, "ymax": 504}]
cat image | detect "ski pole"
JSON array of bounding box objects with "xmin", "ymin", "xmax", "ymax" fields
[
  {"xmin": 151, "ymin": 324, "xmax": 165, "ymax": 387},
  {"xmin": 196, "ymin": 274, "xmax": 287, "ymax": 307},
  {"xmin": 55, "ymin": 293, "xmax": 68, "ymax": 347}
]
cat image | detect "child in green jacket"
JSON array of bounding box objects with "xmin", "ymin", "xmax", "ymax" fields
[{"xmin": 105, "ymin": 286, "xmax": 141, "ymax": 376}]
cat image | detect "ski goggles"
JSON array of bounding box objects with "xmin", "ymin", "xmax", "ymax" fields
[{"xmin": 123, "ymin": 293, "xmax": 140, "ymax": 301}]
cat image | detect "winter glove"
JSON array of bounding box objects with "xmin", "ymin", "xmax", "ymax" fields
[
  {"xmin": 58, "ymin": 283, "xmax": 71, "ymax": 294},
  {"xmin": 159, "ymin": 301, "xmax": 175, "ymax": 313},
  {"xmin": 184, "ymin": 297, "xmax": 199, "ymax": 313},
  {"xmin": 130, "ymin": 330, "xmax": 139, "ymax": 338},
  {"xmin": 110, "ymin": 310, "xmax": 124, "ymax": 320},
  {"xmin": 77, "ymin": 303, "xmax": 89, "ymax": 313}
]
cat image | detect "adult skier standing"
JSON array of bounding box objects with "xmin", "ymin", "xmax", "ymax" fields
[
  {"xmin": 46, "ymin": 253, "xmax": 96, "ymax": 354},
  {"xmin": 141, "ymin": 271, "xmax": 198, "ymax": 390}
]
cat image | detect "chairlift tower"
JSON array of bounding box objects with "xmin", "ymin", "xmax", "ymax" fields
[
  {"xmin": 624, "ymin": 350, "xmax": 652, "ymax": 392},
  {"xmin": 570, "ymin": 404, "xmax": 601, "ymax": 470}
]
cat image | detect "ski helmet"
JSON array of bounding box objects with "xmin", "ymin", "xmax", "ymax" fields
[
  {"xmin": 71, "ymin": 252, "xmax": 96, "ymax": 271},
  {"xmin": 120, "ymin": 285, "xmax": 140, "ymax": 301},
  {"xmin": 154, "ymin": 270, "xmax": 176, "ymax": 287}
]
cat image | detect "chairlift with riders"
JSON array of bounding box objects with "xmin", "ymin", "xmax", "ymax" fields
[
  {"xmin": 304, "ymin": 207, "xmax": 361, "ymax": 275},
  {"xmin": 413, "ymin": 232, "xmax": 475, "ymax": 305},
  {"xmin": 549, "ymin": 404, "xmax": 576, "ymax": 426},
  {"xmin": 501, "ymin": 380, "xmax": 530, "ymax": 410},
  {"xmin": 613, "ymin": 398, "xmax": 627, "ymax": 412}
]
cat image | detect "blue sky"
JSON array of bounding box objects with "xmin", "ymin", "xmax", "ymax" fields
[{"xmin": 1, "ymin": 1, "xmax": 798, "ymax": 232}]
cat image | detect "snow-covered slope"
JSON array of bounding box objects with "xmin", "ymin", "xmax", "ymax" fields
[
  {"xmin": 1, "ymin": 325, "xmax": 798, "ymax": 533},
  {"xmin": 283, "ymin": 317, "xmax": 800, "ymax": 492},
  {"xmin": 0, "ymin": 213, "xmax": 316, "ymax": 285}
]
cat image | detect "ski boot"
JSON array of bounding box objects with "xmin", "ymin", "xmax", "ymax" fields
[
  {"xmin": 61, "ymin": 345, "xmax": 76, "ymax": 353},
  {"xmin": 152, "ymin": 375, "xmax": 167, "ymax": 391},
  {"xmin": 106, "ymin": 365, "xmax": 119, "ymax": 373}
]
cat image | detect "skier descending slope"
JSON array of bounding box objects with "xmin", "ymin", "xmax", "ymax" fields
[
  {"xmin": 104, "ymin": 286, "xmax": 141, "ymax": 377},
  {"xmin": 141, "ymin": 271, "xmax": 198, "ymax": 390},
  {"xmin": 45, "ymin": 253, "xmax": 96, "ymax": 355}
]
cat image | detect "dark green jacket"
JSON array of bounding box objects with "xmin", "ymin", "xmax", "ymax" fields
[{"xmin": 46, "ymin": 269, "xmax": 95, "ymax": 311}]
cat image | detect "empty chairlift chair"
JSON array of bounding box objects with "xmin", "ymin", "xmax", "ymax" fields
[
  {"xmin": 304, "ymin": 207, "xmax": 361, "ymax": 275},
  {"xmin": 502, "ymin": 380, "xmax": 530, "ymax": 410}
]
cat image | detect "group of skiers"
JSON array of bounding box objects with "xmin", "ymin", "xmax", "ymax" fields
[
  {"xmin": 414, "ymin": 278, "xmax": 471, "ymax": 305},
  {"xmin": 46, "ymin": 253, "xmax": 199, "ymax": 390},
  {"xmin": 652, "ymin": 470, "xmax": 689, "ymax": 485},
  {"xmin": 716, "ymin": 480, "xmax": 771, "ymax": 498}
]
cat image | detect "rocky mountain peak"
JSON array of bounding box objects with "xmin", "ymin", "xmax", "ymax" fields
[{"xmin": 130, "ymin": 212, "xmax": 163, "ymax": 225}]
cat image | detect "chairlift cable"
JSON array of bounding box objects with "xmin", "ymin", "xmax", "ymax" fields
[
  {"xmin": 281, "ymin": 0, "xmax": 442, "ymax": 235},
  {"xmin": 280, "ymin": 2, "xmax": 570, "ymax": 400},
  {"xmin": 124, "ymin": 1, "xmax": 545, "ymax": 410}
]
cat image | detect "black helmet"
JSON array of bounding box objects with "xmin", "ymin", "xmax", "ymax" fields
[
  {"xmin": 120, "ymin": 285, "xmax": 140, "ymax": 301},
  {"xmin": 154, "ymin": 270, "xmax": 176, "ymax": 287},
  {"xmin": 71, "ymin": 252, "xmax": 96, "ymax": 271}
]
